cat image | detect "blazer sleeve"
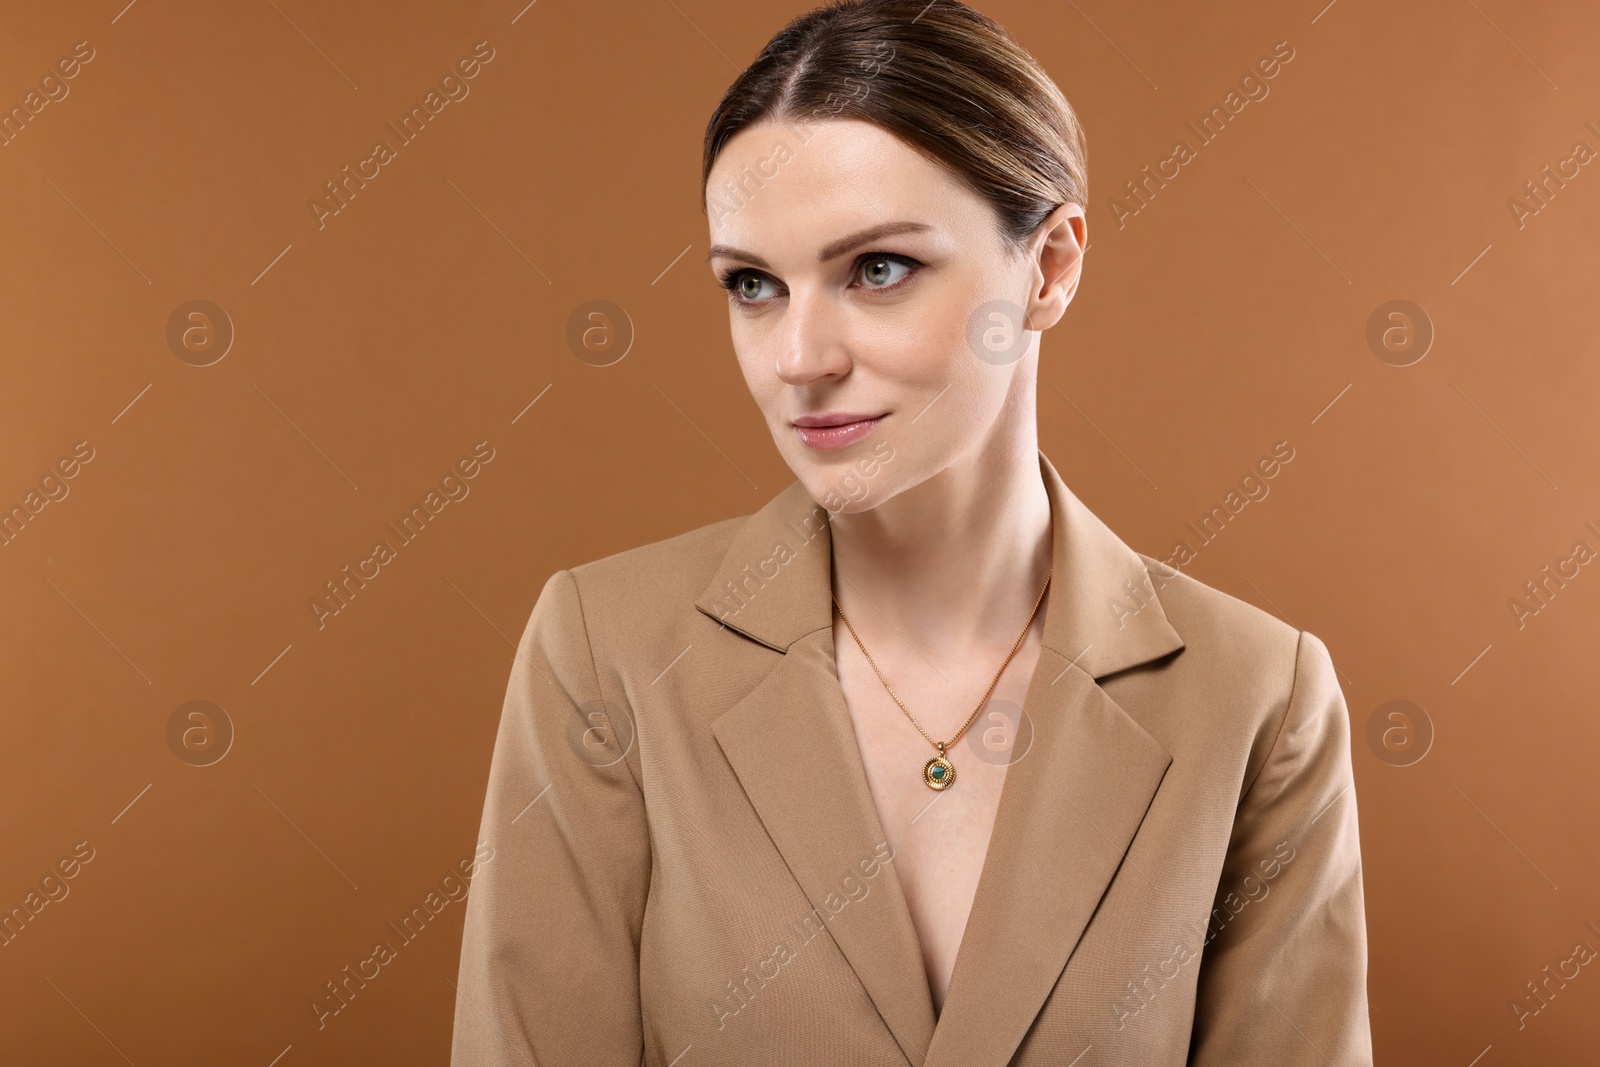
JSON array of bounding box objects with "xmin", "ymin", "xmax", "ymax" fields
[
  {"xmin": 1188, "ymin": 630, "xmax": 1374, "ymax": 1066},
  {"xmin": 451, "ymin": 568, "xmax": 652, "ymax": 1066}
]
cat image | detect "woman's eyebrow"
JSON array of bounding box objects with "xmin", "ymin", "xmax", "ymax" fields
[{"xmin": 706, "ymin": 220, "xmax": 934, "ymax": 267}]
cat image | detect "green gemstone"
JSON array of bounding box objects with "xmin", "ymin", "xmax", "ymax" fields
[{"xmin": 931, "ymin": 765, "xmax": 946, "ymax": 779}]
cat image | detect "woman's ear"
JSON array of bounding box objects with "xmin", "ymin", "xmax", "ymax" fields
[{"xmin": 1024, "ymin": 203, "xmax": 1087, "ymax": 333}]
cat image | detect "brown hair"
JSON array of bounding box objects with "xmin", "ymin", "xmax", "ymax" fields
[{"xmin": 700, "ymin": 0, "xmax": 1087, "ymax": 257}]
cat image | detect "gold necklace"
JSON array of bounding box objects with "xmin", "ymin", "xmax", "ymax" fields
[{"xmin": 832, "ymin": 568, "xmax": 1051, "ymax": 791}]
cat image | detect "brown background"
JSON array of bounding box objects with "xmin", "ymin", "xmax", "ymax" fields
[{"xmin": 2, "ymin": 0, "xmax": 1597, "ymax": 1063}]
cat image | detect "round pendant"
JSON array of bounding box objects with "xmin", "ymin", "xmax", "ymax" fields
[{"xmin": 923, "ymin": 755, "xmax": 956, "ymax": 791}]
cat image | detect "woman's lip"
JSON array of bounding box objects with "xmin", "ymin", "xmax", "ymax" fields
[
  {"xmin": 792, "ymin": 414, "xmax": 886, "ymax": 451},
  {"xmin": 792, "ymin": 410, "xmax": 885, "ymax": 427}
]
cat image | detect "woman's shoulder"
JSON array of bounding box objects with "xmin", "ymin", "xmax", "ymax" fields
[
  {"xmin": 528, "ymin": 510, "xmax": 753, "ymax": 640},
  {"xmin": 1131, "ymin": 551, "xmax": 1307, "ymax": 694},
  {"xmin": 1123, "ymin": 554, "xmax": 1350, "ymax": 797},
  {"xmin": 572, "ymin": 509, "xmax": 744, "ymax": 579}
]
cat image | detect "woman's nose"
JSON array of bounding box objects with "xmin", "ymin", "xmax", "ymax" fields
[{"xmin": 773, "ymin": 290, "xmax": 852, "ymax": 385}]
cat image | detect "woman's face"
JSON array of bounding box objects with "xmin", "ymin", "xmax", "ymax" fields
[{"xmin": 705, "ymin": 117, "xmax": 1084, "ymax": 513}]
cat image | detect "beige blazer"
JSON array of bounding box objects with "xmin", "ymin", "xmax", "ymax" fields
[{"xmin": 450, "ymin": 451, "xmax": 1373, "ymax": 1066}]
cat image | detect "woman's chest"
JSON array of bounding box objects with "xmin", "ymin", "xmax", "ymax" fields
[
  {"xmin": 629, "ymin": 625, "xmax": 1253, "ymax": 1064},
  {"xmin": 832, "ymin": 623, "xmax": 1045, "ymax": 1014}
]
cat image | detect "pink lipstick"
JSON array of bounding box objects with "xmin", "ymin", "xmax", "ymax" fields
[{"xmin": 792, "ymin": 412, "xmax": 887, "ymax": 451}]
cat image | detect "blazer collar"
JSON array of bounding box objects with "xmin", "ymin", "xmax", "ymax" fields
[
  {"xmin": 694, "ymin": 450, "xmax": 1185, "ymax": 679},
  {"xmin": 698, "ymin": 451, "xmax": 1186, "ymax": 1066}
]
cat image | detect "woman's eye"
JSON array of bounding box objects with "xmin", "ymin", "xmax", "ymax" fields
[
  {"xmin": 721, "ymin": 271, "xmax": 777, "ymax": 305},
  {"xmin": 737, "ymin": 274, "xmax": 775, "ymax": 302},
  {"xmin": 856, "ymin": 254, "xmax": 915, "ymax": 289}
]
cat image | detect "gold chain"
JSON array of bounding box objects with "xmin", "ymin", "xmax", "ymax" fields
[{"xmin": 832, "ymin": 567, "xmax": 1052, "ymax": 758}]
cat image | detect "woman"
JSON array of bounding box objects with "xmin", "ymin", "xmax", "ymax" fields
[{"xmin": 452, "ymin": 1, "xmax": 1372, "ymax": 1064}]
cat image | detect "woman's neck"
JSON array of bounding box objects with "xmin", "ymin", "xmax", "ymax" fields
[{"xmin": 827, "ymin": 434, "xmax": 1054, "ymax": 656}]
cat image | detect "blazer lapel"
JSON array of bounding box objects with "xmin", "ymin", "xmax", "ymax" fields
[
  {"xmin": 701, "ymin": 485, "xmax": 939, "ymax": 1064},
  {"xmin": 695, "ymin": 452, "xmax": 1186, "ymax": 1067},
  {"xmin": 712, "ymin": 634, "xmax": 941, "ymax": 1064}
]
